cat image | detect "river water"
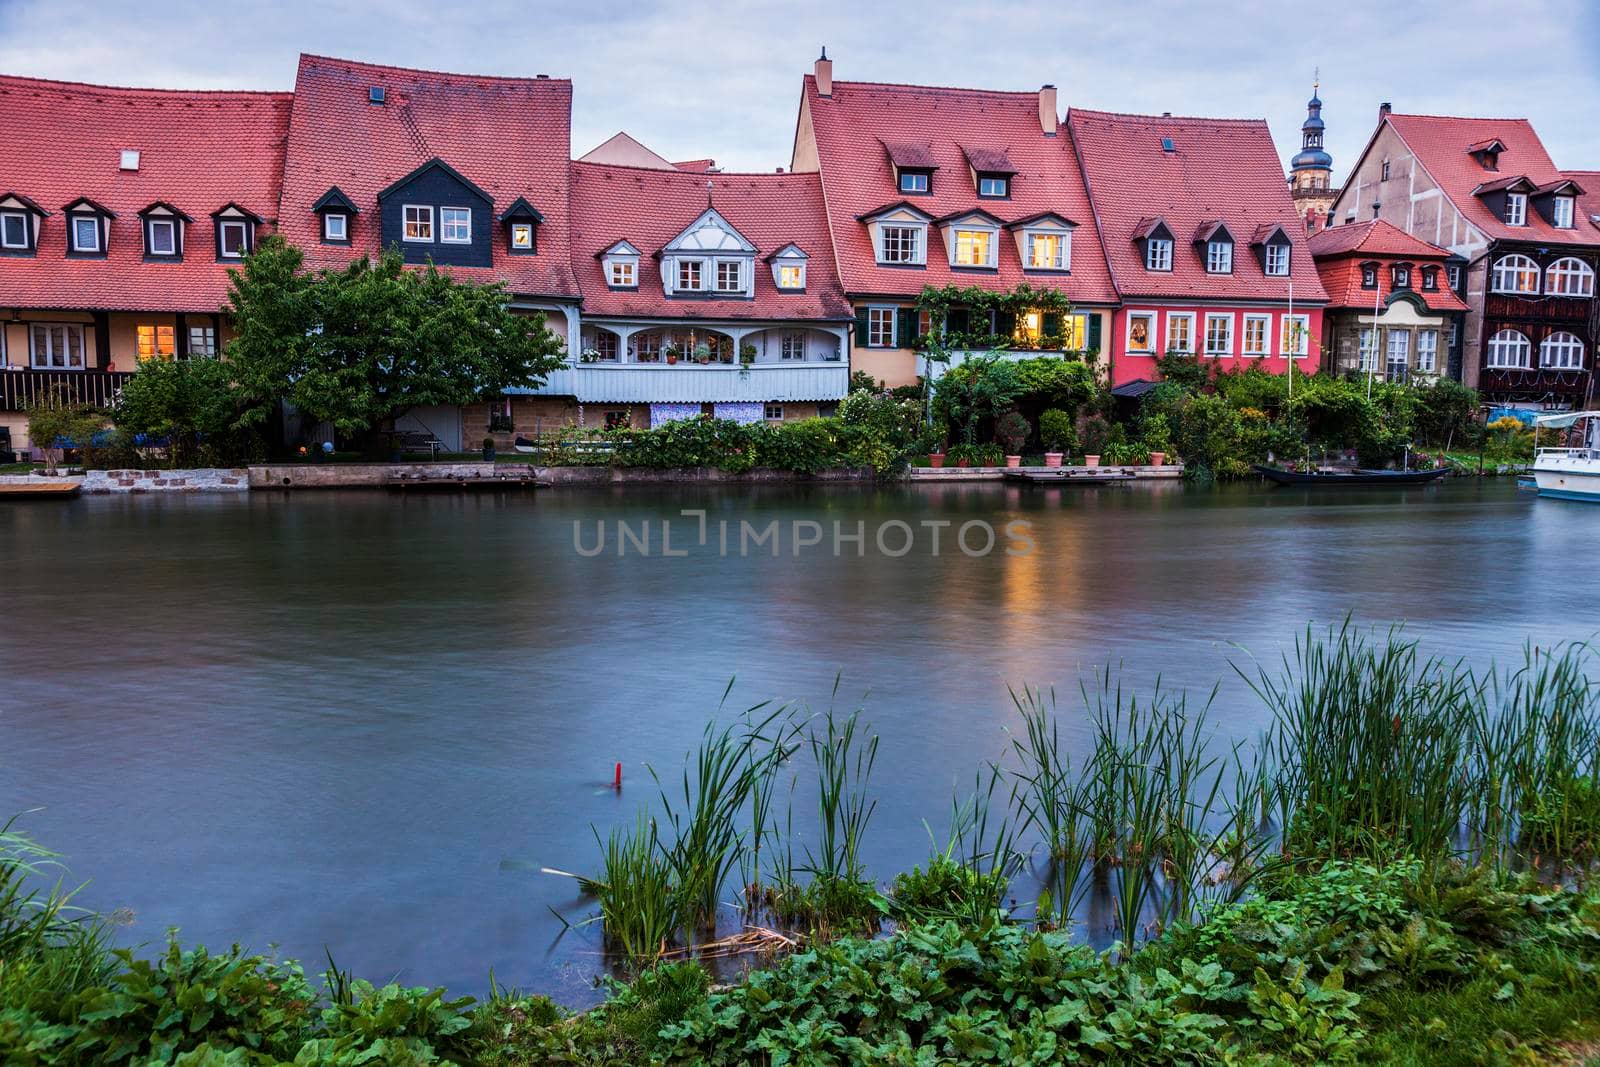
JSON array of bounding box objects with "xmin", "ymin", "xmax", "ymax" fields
[{"xmin": 0, "ymin": 479, "xmax": 1590, "ymax": 1003}]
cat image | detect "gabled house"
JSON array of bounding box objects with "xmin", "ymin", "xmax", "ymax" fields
[
  {"xmin": 1069, "ymin": 109, "xmax": 1328, "ymax": 387},
  {"xmin": 1308, "ymin": 221, "xmax": 1468, "ymax": 382},
  {"xmin": 0, "ymin": 73, "xmax": 290, "ymax": 449},
  {"xmin": 489, "ymin": 161, "xmax": 851, "ymax": 436},
  {"xmin": 791, "ymin": 54, "xmax": 1118, "ymax": 389},
  {"xmin": 1327, "ymin": 109, "xmax": 1598, "ymax": 408}
]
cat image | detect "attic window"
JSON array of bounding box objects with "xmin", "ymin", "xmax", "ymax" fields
[
  {"xmin": 1145, "ymin": 238, "xmax": 1172, "ymax": 271},
  {"xmin": 1553, "ymin": 196, "xmax": 1574, "ymax": 229},
  {"xmin": 119, "ymin": 150, "xmax": 140, "ymax": 171},
  {"xmin": 977, "ymin": 175, "xmax": 1009, "ymax": 198},
  {"xmin": 1160, "ymin": 137, "xmax": 1174, "ymax": 153},
  {"xmin": 369, "ymin": 86, "xmax": 385, "ymax": 105},
  {"xmin": 1205, "ymin": 240, "xmax": 1233, "ymax": 274},
  {"xmin": 1505, "ymin": 192, "xmax": 1527, "ymax": 226},
  {"xmin": 1361, "ymin": 263, "xmax": 1378, "ymax": 289},
  {"xmin": 899, "ymin": 171, "xmax": 931, "ymax": 195},
  {"xmin": 0, "ymin": 211, "xmax": 30, "ymax": 250}
]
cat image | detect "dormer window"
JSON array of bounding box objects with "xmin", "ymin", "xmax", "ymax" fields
[
  {"xmin": 498, "ymin": 198, "xmax": 543, "ymax": 256},
  {"xmin": 1146, "ymin": 239, "xmax": 1172, "ymax": 271},
  {"xmin": 0, "ymin": 211, "xmax": 29, "ymax": 250},
  {"xmin": 211, "ymin": 203, "xmax": 261, "ymax": 261},
  {"xmin": 72, "ymin": 215, "xmax": 101, "ymax": 253},
  {"xmin": 0, "ymin": 193, "xmax": 47, "ymax": 256},
  {"xmin": 403, "ymin": 205, "xmax": 433, "ymax": 242},
  {"xmin": 715, "ymin": 260, "xmax": 742, "ymax": 292},
  {"xmin": 440, "ymin": 207, "xmax": 472, "ymax": 244},
  {"xmin": 1505, "ymin": 192, "xmax": 1527, "ymax": 226},
  {"xmin": 899, "ymin": 171, "xmax": 930, "ymax": 195},
  {"xmin": 312, "ymin": 187, "xmax": 358, "ymax": 246},
  {"xmin": 62, "ymin": 197, "xmax": 113, "ymax": 258},
  {"xmin": 678, "ymin": 259, "xmax": 704, "ymax": 290},
  {"xmin": 219, "ymin": 221, "xmax": 247, "ymax": 257},
  {"xmin": 884, "ymin": 141, "xmax": 939, "ymax": 197},
  {"xmin": 939, "ymin": 210, "xmax": 1002, "ymax": 270},
  {"xmin": 962, "ymin": 146, "xmax": 1015, "ymax": 200},
  {"xmin": 1206, "ymin": 240, "xmax": 1233, "ymax": 274},
  {"xmin": 859, "ymin": 202, "xmax": 932, "ymax": 267},
  {"xmin": 139, "ymin": 202, "xmax": 191, "ymax": 260},
  {"xmin": 324, "ymin": 213, "xmax": 348, "ymax": 242},
  {"xmin": 1361, "ymin": 262, "xmax": 1379, "ymax": 289},
  {"xmin": 1421, "ymin": 266, "xmax": 1439, "ymax": 291},
  {"xmin": 978, "ymin": 175, "xmax": 1009, "ymax": 198},
  {"xmin": 599, "ymin": 239, "xmax": 641, "ymax": 289},
  {"xmin": 883, "ymin": 225, "xmax": 923, "ymax": 263},
  {"xmin": 661, "ymin": 207, "xmax": 757, "ymax": 298},
  {"xmin": 1554, "ymin": 196, "xmax": 1575, "ymax": 229},
  {"xmin": 767, "ymin": 244, "xmax": 809, "ymax": 290},
  {"xmin": 954, "ymin": 229, "xmax": 992, "ymax": 267},
  {"xmin": 1265, "ymin": 243, "xmax": 1289, "ymax": 276},
  {"xmin": 1467, "ymin": 139, "xmax": 1505, "ymax": 171},
  {"xmin": 1392, "ymin": 264, "xmax": 1411, "ymax": 289}
]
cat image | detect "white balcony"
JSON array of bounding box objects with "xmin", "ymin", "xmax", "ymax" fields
[{"xmin": 513, "ymin": 362, "xmax": 849, "ymax": 404}]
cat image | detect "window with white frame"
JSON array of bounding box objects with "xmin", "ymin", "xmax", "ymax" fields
[
  {"xmin": 1386, "ymin": 330, "xmax": 1410, "ymax": 381},
  {"xmin": 69, "ymin": 216, "xmax": 99, "ymax": 253},
  {"xmin": 952, "ymin": 229, "xmax": 994, "ymax": 267},
  {"xmin": 677, "ymin": 259, "xmax": 704, "ymax": 291},
  {"xmin": 1540, "ymin": 331, "xmax": 1585, "ymax": 369},
  {"xmin": 1242, "ymin": 314, "xmax": 1269, "ymax": 356},
  {"xmin": 1265, "ymin": 243, "xmax": 1290, "ymax": 276},
  {"xmin": 1358, "ymin": 328, "xmax": 1378, "ymax": 372},
  {"xmin": 1486, "ymin": 328, "xmax": 1532, "ymax": 369},
  {"xmin": 219, "ymin": 220, "xmax": 249, "ymax": 258},
  {"xmin": 1062, "ymin": 313, "xmax": 1088, "ymax": 351},
  {"xmin": 1206, "ymin": 240, "xmax": 1233, "ymax": 274},
  {"xmin": 147, "ymin": 218, "xmax": 177, "ymax": 256},
  {"xmin": 1545, "ymin": 257, "xmax": 1595, "ymax": 297},
  {"xmin": 715, "ymin": 261, "xmax": 742, "ymax": 292},
  {"xmin": 898, "ymin": 171, "xmax": 929, "ymax": 195},
  {"xmin": 593, "ymin": 332, "xmax": 618, "ymax": 361},
  {"xmin": 1392, "ymin": 264, "xmax": 1411, "ymax": 288},
  {"xmin": 1281, "ymin": 314, "xmax": 1310, "ymax": 357},
  {"xmin": 188, "ymin": 325, "xmax": 217, "ymax": 358},
  {"xmin": 323, "ymin": 213, "xmax": 347, "ymax": 241},
  {"xmin": 509, "ymin": 222, "xmax": 534, "ymax": 251},
  {"xmin": 776, "ymin": 264, "xmax": 805, "ymax": 289},
  {"xmin": 780, "ymin": 332, "xmax": 806, "ymax": 360},
  {"xmin": 1416, "ymin": 329, "xmax": 1438, "ymax": 372},
  {"xmin": 403, "ymin": 205, "xmax": 433, "ymax": 241},
  {"xmin": 1203, "ymin": 313, "xmax": 1233, "ymax": 356},
  {"xmin": 867, "ymin": 307, "xmax": 896, "ymax": 348},
  {"xmin": 978, "ymin": 175, "xmax": 1009, "ymax": 198},
  {"xmin": 0, "ymin": 211, "xmax": 28, "ymax": 249},
  {"xmin": 1166, "ymin": 312, "xmax": 1194, "ymax": 354},
  {"xmin": 1505, "ymin": 192, "xmax": 1527, "ymax": 226},
  {"xmin": 764, "ymin": 404, "xmax": 785, "ymax": 421},
  {"xmin": 136, "ymin": 324, "xmax": 175, "ymax": 361},
  {"xmin": 1027, "ymin": 232, "xmax": 1066, "ymax": 270},
  {"xmin": 1447, "ymin": 265, "xmax": 1461, "ymax": 289},
  {"xmin": 1145, "ymin": 238, "xmax": 1172, "ymax": 271},
  {"xmin": 440, "ymin": 207, "xmax": 471, "ymax": 243},
  {"xmin": 1553, "ymin": 196, "xmax": 1575, "ymax": 229},
  {"xmin": 30, "ymin": 324, "xmax": 84, "ymax": 369},
  {"xmin": 1490, "ymin": 254, "xmax": 1540, "ymax": 294},
  {"xmin": 880, "ymin": 225, "xmax": 923, "ymax": 264},
  {"xmin": 607, "ymin": 259, "xmax": 636, "ymax": 288},
  {"xmin": 1126, "ymin": 311, "xmax": 1156, "ymax": 354}
]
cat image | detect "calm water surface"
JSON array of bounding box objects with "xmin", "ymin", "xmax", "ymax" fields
[{"xmin": 0, "ymin": 479, "xmax": 1591, "ymax": 1003}]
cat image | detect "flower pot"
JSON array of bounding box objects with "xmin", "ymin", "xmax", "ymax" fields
[
  {"xmin": 928, "ymin": 453, "xmax": 946, "ymax": 469},
  {"xmin": 956, "ymin": 458, "xmax": 972, "ymax": 468},
  {"xmin": 1149, "ymin": 451, "xmax": 1166, "ymax": 466},
  {"xmin": 666, "ymin": 355, "xmax": 678, "ymax": 365},
  {"xmin": 1044, "ymin": 452, "xmax": 1063, "ymax": 468},
  {"xmin": 1085, "ymin": 454, "xmax": 1101, "ymax": 468},
  {"xmin": 1005, "ymin": 455, "xmax": 1022, "ymax": 468}
]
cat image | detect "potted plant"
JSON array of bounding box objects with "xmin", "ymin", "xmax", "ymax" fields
[
  {"xmin": 995, "ymin": 411, "xmax": 1030, "ymax": 468},
  {"xmin": 925, "ymin": 429, "xmax": 948, "ymax": 468},
  {"xmin": 1141, "ymin": 412, "xmax": 1171, "ymax": 466},
  {"xmin": 1039, "ymin": 408, "xmax": 1075, "ymax": 469},
  {"xmin": 976, "ymin": 443, "xmax": 1006, "ymax": 467},
  {"xmin": 694, "ymin": 343, "xmax": 711, "ymax": 365},
  {"xmin": 664, "ymin": 343, "xmax": 680, "ymax": 365},
  {"xmin": 740, "ymin": 343, "xmax": 757, "ymax": 366},
  {"xmin": 1080, "ymin": 414, "xmax": 1110, "ymax": 468},
  {"xmin": 482, "ymin": 436, "xmax": 496, "ymax": 461},
  {"xmin": 946, "ymin": 443, "xmax": 976, "ymax": 468}
]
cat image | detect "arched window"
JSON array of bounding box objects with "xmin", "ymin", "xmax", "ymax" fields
[
  {"xmin": 1544, "ymin": 257, "xmax": 1596, "ymax": 298},
  {"xmin": 1486, "ymin": 329, "xmax": 1532, "ymax": 369},
  {"xmin": 1540, "ymin": 332, "xmax": 1585, "ymax": 369},
  {"xmin": 1490, "ymin": 254, "xmax": 1540, "ymax": 294}
]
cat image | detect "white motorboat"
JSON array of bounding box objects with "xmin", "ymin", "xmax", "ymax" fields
[{"xmin": 1532, "ymin": 411, "xmax": 1600, "ymax": 502}]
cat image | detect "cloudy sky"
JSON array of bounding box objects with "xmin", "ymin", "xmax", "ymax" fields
[{"xmin": 3, "ymin": 0, "xmax": 1597, "ymax": 178}]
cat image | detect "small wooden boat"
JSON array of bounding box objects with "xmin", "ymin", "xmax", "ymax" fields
[
  {"xmin": 1253, "ymin": 465, "xmax": 1449, "ymax": 486},
  {"xmin": 0, "ymin": 481, "xmax": 82, "ymax": 499},
  {"xmin": 1003, "ymin": 469, "xmax": 1137, "ymax": 486}
]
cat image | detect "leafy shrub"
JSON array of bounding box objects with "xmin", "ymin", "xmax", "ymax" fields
[
  {"xmin": 1079, "ymin": 414, "xmax": 1110, "ymax": 456},
  {"xmin": 1038, "ymin": 408, "xmax": 1076, "ymax": 454},
  {"xmin": 994, "ymin": 411, "xmax": 1030, "ymax": 455},
  {"xmin": 888, "ymin": 856, "xmax": 1008, "ymax": 926},
  {"xmin": 1412, "ymin": 378, "xmax": 1479, "ymax": 445}
]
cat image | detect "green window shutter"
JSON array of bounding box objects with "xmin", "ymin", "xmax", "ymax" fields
[
  {"xmin": 1041, "ymin": 312, "xmax": 1061, "ymax": 339},
  {"xmin": 898, "ymin": 307, "xmax": 919, "ymax": 344},
  {"xmin": 995, "ymin": 309, "xmax": 1016, "ymax": 338},
  {"xmin": 1087, "ymin": 313, "xmax": 1102, "ymax": 352},
  {"xmin": 854, "ymin": 307, "xmax": 870, "ymax": 347}
]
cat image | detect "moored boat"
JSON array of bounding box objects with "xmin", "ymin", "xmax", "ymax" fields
[
  {"xmin": 1253, "ymin": 465, "xmax": 1448, "ymax": 486},
  {"xmin": 1532, "ymin": 411, "xmax": 1600, "ymax": 502}
]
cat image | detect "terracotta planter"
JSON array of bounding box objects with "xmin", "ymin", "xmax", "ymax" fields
[
  {"xmin": 928, "ymin": 453, "xmax": 946, "ymax": 469},
  {"xmin": 1005, "ymin": 455, "xmax": 1022, "ymax": 468},
  {"xmin": 956, "ymin": 458, "xmax": 972, "ymax": 468},
  {"xmin": 1149, "ymin": 451, "xmax": 1166, "ymax": 466},
  {"xmin": 1085, "ymin": 454, "xmax": 1101, "ymax": 468},
  {"xmin": 666, "ymin": 355, "xmax": 679, "ymax": 365},
  {"xmin": 1044, "ymin": 452, "xmax": 1064, "ymax": 468}
]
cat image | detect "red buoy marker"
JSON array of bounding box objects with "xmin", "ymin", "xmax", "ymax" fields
[{"xmin": 614, "ymin": 762, "xmax": 623, "ymax": 790}]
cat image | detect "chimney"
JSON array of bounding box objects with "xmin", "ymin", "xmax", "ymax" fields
[
  {"xmin": 1038, "ymin": 84, "xmax": 1058, "ymax": 135},
  {"xmin": 1379, "ymin": 101, "xmax": 1392, "ymax": 121},
  {"xmin": 815, "ymin": 47, "xmax": 832, "ymax": 98}
]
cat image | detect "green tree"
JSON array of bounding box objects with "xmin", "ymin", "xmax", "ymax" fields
[
  {"xmin": 933, "ymin": 357, "xmax": 1023, "ymax": 446},
  {"xmin": 25, "ymin": 397, "xmax": 108, "ymax": 472},
  {"xmin": 114, "ymin": 357, "xmax": 252, "ymax": 467},
  {"xmin": 223, "ymin": 236, "xmax": 568, "ymax": 452}
]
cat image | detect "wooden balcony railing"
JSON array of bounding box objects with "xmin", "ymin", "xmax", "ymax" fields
[
  {"xmin": 1479, "ymin": 365, "xmax": 1593, "ymax": 398},
  {"xmin": 1484, "ymin": 293, "xmax": 1595, "ymax": 322},
  {"xmin": 0, "ymin": 369, "xmax": 135, "ymax": 411}
]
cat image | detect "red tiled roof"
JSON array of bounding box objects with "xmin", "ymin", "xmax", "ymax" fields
[
  {"xmin": 1069, "ymin": 109, "xmax": 1327, "ymax": 303},
  {"xmin": 1566, "ymin": 171, "xmax": 1600, "ymax": 237},
  {"xmin": 568, "ymin": 161, "xmax": 851, "ymax": 321},
  {"xmin": 1384, "ymin": 114, "xmax": 1596, "ymax": 247},
  {"xmin": 671, "ymin": 159, "xmax": 717, "ymax": 173},
  {"xmin": 1308, "ymin": 222, "xmax": 1468, "ymax": 311},
  {"xmin": 962, "ymin": 146, "xmax": 1016, "ymax": 174},
  {"xmin": 803, "ymin": 77, "xmax": 1117, "ymax": 304},
  {"xmin": 0, "ymin": 73, "xmax": 289, "ymax": 312},
  {"xmin": 277, "ymin": 54, "xmax": 579, "ymax": 299},
  {"xmin": 883, "ymin": 141, "xmax": 940, "ymax": 170}
]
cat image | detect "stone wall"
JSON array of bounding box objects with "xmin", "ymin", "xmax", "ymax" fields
[
  {"xmin": 84, "ymin": 469, "xmax": 249, "ymax": 493},
  {"xmin": 537, "ymin": 465, "xmax": 876, "ymax": 485},
  {"xmin": 248, "ymin": 463, "xmax": 500, "ymax": 489}
]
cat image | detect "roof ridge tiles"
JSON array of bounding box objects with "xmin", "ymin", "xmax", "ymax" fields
[
  {"xmin": 572, "ymin": 159, "xmax": 810, "ymax": 180},
  {"xmin": 0, "ymin": 72, "xmax": 290, "ymax": 100},
  {"xmin": 822, "ymin": 77, "xmax": 1044, "ymax": 100},
  {"xmin": 1070, "ymin": 107, "xmax": 1267, "ymax": 126},
  {"xmin": 296, "ymin": 53, "xmax": 570, "ymax": 86}
]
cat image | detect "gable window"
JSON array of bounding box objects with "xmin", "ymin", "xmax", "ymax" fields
[
  {"xmin": 403, "ymin": 205, "xmax": 433, "ymax": 242},
  {"xmin": 899, "ymin": 171, "xmax": 930, "ymax": 195},
  {"xmin": 218, "ymin": 220, "xmax": 249, "ymax": 259},
  {"xmin": 714, "ymin": 260, "xmax": 743, "ymax": 292},
  {"xmin": 0, "ymin": 211, "xmax": 28, "ymax": 249},
  {"xmin": 1504, "ymin": 192, "xmax": 1527, "ymax": 226},
  {"xmin": 30, "ymin": 324, "xmax": 84, "ymax": 369},
  {"xmin": 1281, "ymin": 314, "xmax": 1310, "ymax": 358},
  {"xmin": 780, "ymin": 333, "xmax": 806, "ymax": 361},
  {"xmin": 1545, "ymin": 257, "xmax": 1595, "ymax": 298},
  {"xmin": 1027, "ymin": 232, "xmax": 1066, "ymax": 270},
  {"xmin": 953, "ymin": 229, "xmax": 994, "ymax": 268},
  {"xmin": 1553, "ymin": 196, "xmax": 1575, "ymax": 229},
  {"xmin": 1206, "ymin": 240, "xmax": 1233, "ymax": 274},
  {"xmin": 1145, "ymin": 238, "xmax": 1172, "ymax": 271},
  {"xmin": 147, "ymin": 219, "xmax": 177, "ymax": 256},
  {"xmin": 977, "ymin": 175, "xmax": 1009, "ymax": 198},
  {"xmin": 440, "ymin": 207, "xmax": 471, "ymax": 243},
  {"xmin": 1265, "ymin": 243, "xmax": 1289, "ymax": 276},
  {"xmin": 776, "ymin": 264, "xmax": 805, "ymax": 289},
  {"xmin": 188, "ymin": 325, "xmax": 217, "ymax": 358},
  {"xmin": 323, "ymin": 213, "xmax": 348, "ymax": 242},
  {"xmin": 867, "ymin": 306, "xmax": 897, "ymax": 348},
  {"xmin": 1361, "ymin": 264, "xmax": 1378, "ymax": 289},
  {"xmin": 1541, "ymin": 332, "xmax": 1584, "ymax": 369},
  {"xmin": 1392, "ymin": 264, "xmax": 1411, "ymax": 289},
  {"xmin": 880, "ymin": 225, "xmax": 923, "ymax": 264},
  {"xmin": 509, "ymin": 222, "xmax": 534, "ymax": 251},
  {"xmin": 1204, "ymin": 313, "xmax": 1233, "ymax": 356},
  {"xmin": 1486, "ymin": 329, "xmax": 1531, "ymax": 369},
  {"xmin": 1126, "ymin": 311, "xmax": 1156, "ymax": 354},
  {"xmin": 1242, "ymin": 314, "xmax": 1269, "ymax": 356},
  {"xmin": 136, "ymin": 324, "xmax": 175, "ymax": 362},
  {"xmin": 1381, "ymin": 159, "xmax": 1391, "ymax": 181},
  {"xmin": 1166, "ymin": 312, "xmax": 1194, "ymax": 354},
  {"xmin": 677, "ymin": 259, "xmax": 704, "ymax": 291},
  {"xmin": 1421, "ymin": 267, "xmax": 1438, "ymax": 291},
  {"xmin": 1490, "ymin": 254, "xmax": 1540, "ymax": 294},
  {"xmin": 71, "ymin": 216, "xmax": 101, "ymax": 253},
  {"xmin": 1416, "ymin": 329, "xmax": 1438, "ymax": 372},
  {"xmin": 608, "ymin": 260, "xmax": 636, "ymax": 288}
]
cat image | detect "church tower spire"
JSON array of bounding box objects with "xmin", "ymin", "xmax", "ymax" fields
[{"xmin": 1289, "ymin": 72, "xmax": 1338, "ymax": 230}]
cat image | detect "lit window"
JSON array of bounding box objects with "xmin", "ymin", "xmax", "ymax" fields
[
  {"xmin": 1126, "ymin": 311, "xmax": 1156, "ymax": 353},
  {"xmin": 780, "ymin": 333, "xmax": 805, "ymax": 360},
  {"xmin": 1061, "ymin": 313, "xmax": 1087, "ymax": 350},
  {"xmin": 440, "ymin": 207, "xmax": 471, "ymax": 243},
  {"xmin": 1358, "ymin": 328, "xmax": 1378, "ymax": 372},
  {"xmin": 323, "ymin": 213, "xmax": 347, "ymax": 241},
  {"xmin": 0, "ymin": 211, "xmax": 28, "ymax": 249},
  {"xmin": 1540, "ymin": 332, "xmax": 1585, "ymax": 369},
  {"xmin": 1204, "ymin": 313, "xmax": 1233, "ymax": 356},
  {"xmin": 1545, "ymin": 257, "xmax": 1595, "ymax": 297},
  {"xmin": 608, "ymin": 260, "xmax": 636, "ymax": 287},
  {"xmin": 1553, "ymin": 196, "xmax": 1575, "ymax": 229},
  {"xmin": 1145, "ymin": 238, "xmax": 1172, "ymax": 271},
  {"xmin": 880, "ymin": 225, "xmax": 922, "ymax": 264},
  {"xmin": 1242, "ymin": 315, "xmax": 1269, "ymax": 356},
  {"xmin": 403, "ymin": 205, "xmax": 433, "ymax": 241},
  {"xmin": 1386, "ymin": 331, "xmax": 1410, "ymax": 382},
  {"xmin": 1281, "ymin": 314, "xmax": 1310, "ymax": 357},
  {"xmin": 29, "ymin": 324, "xmax": 84, "ymax": 369},
  {"xmin": 510, "ymin": 222, "xmax": 534, "ymax": 251},
  {"xmin": 1166, "ymin": 312, "xmax": 1194, "ymax": 354},
  {"xmin": 715, "ymin": 261, "xmax": 742, "ymax": 292},
  {"xmin": 1486, "ymin": 329, "xmax": 1531, "ymax": 369},
  {"xmin": 677, "ymin": 259, "xmax": 704, "ymax": 291},
  {"xmin": 1015, "ymin": 310, "xmax": 1043, "ymax": 343},
  {"xmin": 188, "ymin": 325, "xmax": 217, "ymax": 357},
  {"xmin": 777, "ymin": 264, "xmax": 804, "ymax": 289},
  {"xmin": 899, "ymin": 171, "xmax": 929, "ymax": 194},
  {"xmin": 764, "ymin": 404, "xmax": 785, "ymax": 421},
  {"xmin": 1505, "ymin": 192, "xmax": 1527, "ymax": 226},
  {"xmin": 1490, "ymin": 254, "xmax": 1540, "ymax": 294},
  {"xmin": 867, "ymin": 307, "xmax": 896, "ymax": 348},
  {"xmin": 147, "ymin": 219, "xmax": 177, "ymax": 256},
  {"xmin": 1416, "ymin": 329, "xmax": 1438, "ymax": 372},
  {"xmin": 1265, "ymin": 243, "xmax": 1289, "ymax": 276},
  {"xmin": 978, "ymin": 175, "xmax": 1009, "ymax": 197},
  {"xmin": 1206, "ymin": 240, "xmax": 1233, "ymax": 274},
  {"xmin": 1028, "ymin": 232, "xmax": 1066, "ymax": 270},
  {"xmin": 953, "ymin": 229, "xmax": 993, "ymax": 267},
  {"xmin": 219, "ymin": 220, "xmax": 249, "ymax": 258},
  {"xmin": 136, "ymin": 324, "xmax": 176, "ymax": 362},
  {"xmin": 71, "ymin": 216, "xmax": 100, "ymax": 253}
]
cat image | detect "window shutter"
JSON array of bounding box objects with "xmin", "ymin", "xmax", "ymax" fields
[
  {"xmin": 995, "ymin": 309, "xmax": 1016, "ymax": 338},
  {"xmin": 948, "ymin": 307, "xmax": 971, "ymax": 336},
  {"xmin": 898, "ymin": 307, "xmax": 919, "ymax": 344},
  {"xmin": 1041, "ymin": 312, "xmax": 1061, "ymax": 338},
  {"xmin": 1087, "ymin": 313, "xmax": 1102, "ymax": 352},
  {"xmin": 854, "ymin": 307, "xmax": 870, "ymax": 347}
]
